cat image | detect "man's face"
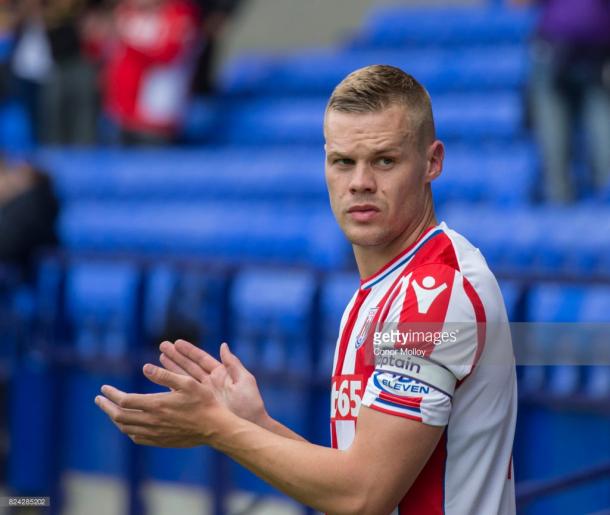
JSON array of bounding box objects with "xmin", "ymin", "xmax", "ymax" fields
[{"xmin": 324, "ymin": 104, "xmax": 434, "ymax": 249}]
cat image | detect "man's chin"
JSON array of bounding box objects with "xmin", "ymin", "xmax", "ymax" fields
[{"xmin": 343, "ymin": 226, "xmax": 390, "ymax": 248}]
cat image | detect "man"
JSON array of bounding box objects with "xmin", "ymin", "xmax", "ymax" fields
[
  {"xmin": 96, "ymin": 65, "xmax": 517, "ymax": 514},
  {"xmin": 518, "ymin": 0, "xmax": 610, "ymax": 202}
]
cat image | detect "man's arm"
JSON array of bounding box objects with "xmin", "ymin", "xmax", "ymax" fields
[
  {"xmin": 96, "ymin": 365, "xmax": 443, "ymax": 515},
  {"xmin": 212, "ymin": 405, "xmax": 443, "ymax": 515},
  {"xmin": 159, "ymin": 340, "xmax": 305, "ymax": 441}
]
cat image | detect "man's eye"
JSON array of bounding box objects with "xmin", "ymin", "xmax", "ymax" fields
[
  {"xmin": 334, "ymin": 158, "xmax": 354, "ymax": 166},
  {"xmin": 377, "ymin": 157, "xmax": 394, "ymax": 167}
]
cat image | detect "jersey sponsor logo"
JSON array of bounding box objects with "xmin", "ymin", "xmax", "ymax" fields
[
  {"xmin": 331, "ymin": 375, "xmax": 364, "ymax": 421},
  {"xmin": 355, "ymin": 307, "xmax": 378, "ymax": 349},
  {"xmin": 373, "ymin": 372, "xmax": 431, "ymax": 396},
  {"xmin": 411, "ymin": 276, "xmax": 448, "ymax": 314}
]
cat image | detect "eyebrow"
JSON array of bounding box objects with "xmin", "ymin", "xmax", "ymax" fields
[{"xmin": 326, "ymin": 147, "xmax": 402, "ymax": 159}]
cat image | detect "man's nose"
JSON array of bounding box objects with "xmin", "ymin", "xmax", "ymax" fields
[{"xmin": 348, "ymin": 163, "xmax": 376, "ymax": 194}]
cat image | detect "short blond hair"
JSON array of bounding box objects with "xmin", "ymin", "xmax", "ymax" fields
[{"xmin": 326, "ymin": 65, "xmax": 436, "ymax": 148}]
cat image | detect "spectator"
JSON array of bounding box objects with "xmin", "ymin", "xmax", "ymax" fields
[
  {"xmin": 102, "ymin": 0, "xmax": 202, "ymax": 145},
  {"xmin": 0, "ymin": 158, "xmax": 59, "ymax": 269},
  {"xmin": 520, "ymin": 0, "xmax": 610, "ymax": 203},
  {"xmin": 39, "ymin": 0, "xmax": 99, "ymax": 145},
  {"xmin": 9, "ymin": 0, "xmax": 53, "ymax": 141},
  {"xmin": 192, "ymin": 0, "xmax": 242, "ymax": 95}
]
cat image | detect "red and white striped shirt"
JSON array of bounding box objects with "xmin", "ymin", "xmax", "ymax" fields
[{"xmin": 330, "ymin": 222, "xmax": 517, "ymax": 515}]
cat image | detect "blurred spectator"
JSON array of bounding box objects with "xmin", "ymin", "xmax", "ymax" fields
[
  {"xmin": 99, "ymin": 0, "xmax": 202, "ymax": 145},
  {"xmin": 192, "ymin": 0, "xmax": 242, "ymax": 95},
  {"xmin": 521, "ymin": 0, "xmax": 610, "ymax": 203},
  {"xmin": 39, "ymin": 0, "xmax": 99, "ymax": 145},
  {"xmin": 0, "ymin": 158, "xmax": 59, "ymax": 269},
  {"xmin": 9, "ymin": 0, "xmax": 52, "ymax": 141}
]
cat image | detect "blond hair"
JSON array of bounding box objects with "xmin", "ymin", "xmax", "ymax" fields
[{"xmin": 326, "ymin": 65, "xmax": 436, "ymax": 148}]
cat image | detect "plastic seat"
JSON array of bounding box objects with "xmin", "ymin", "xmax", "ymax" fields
[
  {"xmin": 59, "ymin": 201, "xmax": 349, "ymax": 268},
  {"xmin": 65, "ymin": 260, "xmax": 141, "ymax": 358},
  {"xmin": 220, "ymin": 46, "xmax": 528, "ymax": 96},
  {"xmin": 350, "ymin": 6, "xmax": 537, "ymax": 49},
  {"xmin": 230, "ymin": 267, "xmax": 317, "ymax": 492}
]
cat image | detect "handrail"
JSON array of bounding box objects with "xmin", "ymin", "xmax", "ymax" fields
[{"xmin": 517, "ymin": 461, "xmax": 610, "ymax": 507}]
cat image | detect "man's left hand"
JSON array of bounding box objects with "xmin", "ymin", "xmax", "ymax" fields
[{"xmin": 95, "ymin": 364, "xmax": 224, "ymax": 447}]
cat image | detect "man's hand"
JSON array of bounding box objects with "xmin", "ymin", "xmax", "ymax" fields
[
  {"xmin": 159, "ymin": 340, "xmax": 268, "ymax": 426},
  {"xmin": 95, "ymin": 364, "xmax": 227, "ymax": 447}
]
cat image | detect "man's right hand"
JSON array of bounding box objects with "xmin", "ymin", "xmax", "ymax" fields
[{"xmin": 159, "ymin": 340, "xmax": 268, "ymax": 426}]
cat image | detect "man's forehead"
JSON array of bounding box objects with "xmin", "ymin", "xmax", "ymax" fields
[{"xmin": 324, "ymin": 106, "xmax": 414, "ymax": 152}]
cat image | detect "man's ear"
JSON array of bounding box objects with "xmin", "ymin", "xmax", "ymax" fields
[{"xmin": 425, "ymin": 140, "xmax": 444, "ymax": 184}]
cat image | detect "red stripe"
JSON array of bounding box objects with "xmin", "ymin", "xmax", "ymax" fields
[
  {"xmin": 333, "ymin": 288, "xmax": 370, "ymax": 377},
  {"xmin": 359, "ymin": 225, "xmax": 438, "ymax": 287},
  {"xmin": 405, "ymin": 231, "xmax": 459, "ymax": 273},
  {"xmin": 330, "ymin": 421, "xmax": 337, "ymax": 449},
  {"xmin": 456, "ymin": 276, "xmax": 487, "ymax": 389},
  {"xmin": 399, "ymin": 430, "xmax": 447, "ymax": 515},
  {"xmin": 369, "ymin": 404, "xmax": 423, "ymax": 423},
  {"xmin": 379, "ymin": 391, "xmax": 423, "ymax": 408}
]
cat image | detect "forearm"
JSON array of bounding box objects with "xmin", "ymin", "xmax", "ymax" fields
[
  {"xmin": 257, "ymin": 412, "xmax": 306, "ymax": 442},
  {"xmin": 210, "ymin": 414, "xmax": 366, "ymax": 515}
]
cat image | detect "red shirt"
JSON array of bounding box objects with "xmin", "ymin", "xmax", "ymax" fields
[{"xmin": 104, "ymin": 0, "xmax": 201, "ymax": 135}]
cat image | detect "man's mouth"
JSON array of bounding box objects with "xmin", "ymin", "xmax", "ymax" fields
[{"xmin": 347, "ymin": 204, "xmax": 380, "ymax": 222}]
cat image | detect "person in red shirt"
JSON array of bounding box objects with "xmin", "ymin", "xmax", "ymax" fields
[{"xmin": 103, "ymin": 0, "xmax": 201, "ymax": 144}]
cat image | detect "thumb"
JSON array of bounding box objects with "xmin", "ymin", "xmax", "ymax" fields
[{"xmin": 220, "ymin": 342, "xmax": 244, "ymax": 383}]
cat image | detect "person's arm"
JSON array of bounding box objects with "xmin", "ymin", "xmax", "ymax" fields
[
  {"xmin": 159, "ymin": 340, "xmax": 305, "ymax": 441},
  {"xmin": 96, "ymin": 365, "xmax": 443, "ymax": 515}
]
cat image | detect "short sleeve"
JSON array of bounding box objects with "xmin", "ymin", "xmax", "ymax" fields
[{"xmin": 361, "ymin": 263, "xmax": 485, "ymax": 426}]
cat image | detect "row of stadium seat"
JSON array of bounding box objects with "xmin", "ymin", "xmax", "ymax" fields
[
  {"xmin": 56, "ymin": 201, "xmax": 610, "ymax": 275},
  {"xmin": 58, "ymin": 201, "xmax": 349, "ymax": 269},
  {"xmin": 443, "ymin": 204, "xmax": 610, "ymax": 275},
  {"xmin": 348, "ymin": 5, "xmax": 537, "ymax": 48},
  {"xmin": 219, "ymin": 45, "xmax": 528, "ymax": 95},
  {"xmin": 212, "ymin": 92, "xmax": 524, "ymax": 145},
  {"xmin": 37, "ymin": 144, "xmax": 538, "ymax": 205}
]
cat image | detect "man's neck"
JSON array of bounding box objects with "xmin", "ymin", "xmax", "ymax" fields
[{"xmin": 354, "ymin": 210, "xmax": 438, "ymax": 280}]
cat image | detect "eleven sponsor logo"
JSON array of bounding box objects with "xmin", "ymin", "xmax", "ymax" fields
[{"xmin": 374, "ymin": 372, "xmax": 430, "ymax": 396}]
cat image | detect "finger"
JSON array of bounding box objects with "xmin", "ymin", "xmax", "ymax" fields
[
  {"xmin": 143, "ymin": 363, "xmax": 191, "ymax": 391},
  {"xmin": 118, "ymin": 423, "xmax": 158, "ymax": 438},
  {"xmin": 95, "ymin": 395, "xmax": 155, "ymax": 426},
  {"xmin": 174, "ymin": 339, "xmax": 221, "ymax": 374},
  {"xmin": 220, "ymin": 342, "xmax": 245, "ymax": 383},
  {"xmin": 159, "ymin": 352, "xmax": 188, "ymax": 376},
  {"xmin": 161, "ymin": 341, "xmax": 212, "ymax": 381},
  {"xmin": 100, "ymin": 384, "xmax": 168, "ymax": 411}
]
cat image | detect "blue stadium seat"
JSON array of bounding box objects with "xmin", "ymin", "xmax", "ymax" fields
[
  {"xmin": 220, "ymin": 46, "xmax": 528, "ymax": 96},
  {"xmin": 230, "ymin": 267, "xmax": 317, "ymax": 493},
  {"xmin": 498, "ymin": 281, "xmax": 521, "ymax": 322},
  {"xmin": 59, "ymin": 201, "xmax": 350, "ymax": 268},
  {"xmin": 38, "ymin": 145, "xmax": 536, "ymax": 206},
  {"xmin": 143, "ymin": 264, "xmax": 228, "ymax": 348},
  {"xmin": 350, "ymin": 6, "xmax": 537, "ymax": 49},
  {"xmin": 441, "ymin": 204, "xmax": 610, "ymax": 274},
  {"xmin": 222, "ymin": 92, "xmax": 523, "ymax": 146},
  {"xmin": 65, "ymin": 261, "xmax": 141, "ymax": 358},
  {"xmin": 319, "ymin": 273, "xmax": 359, "ymax": 378},
  {"xmin": 37, "ymin": 147, "xmax": 328, "ymax": 202},
  {"xmin": 434, "ymin": 143, "xmax": 537, "ymax": 205},
  {"xmin": 525, "ymin": 285, "xmax": 610, "ymax": 397},
  {"xmin": 0, "ymin": 101, "xmax": 34, "ymax": 153}
]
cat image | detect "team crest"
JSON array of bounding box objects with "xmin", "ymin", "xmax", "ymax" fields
[{"xmin": 355, "ymin": 307, "xmax": 379, "ymax": 349}]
